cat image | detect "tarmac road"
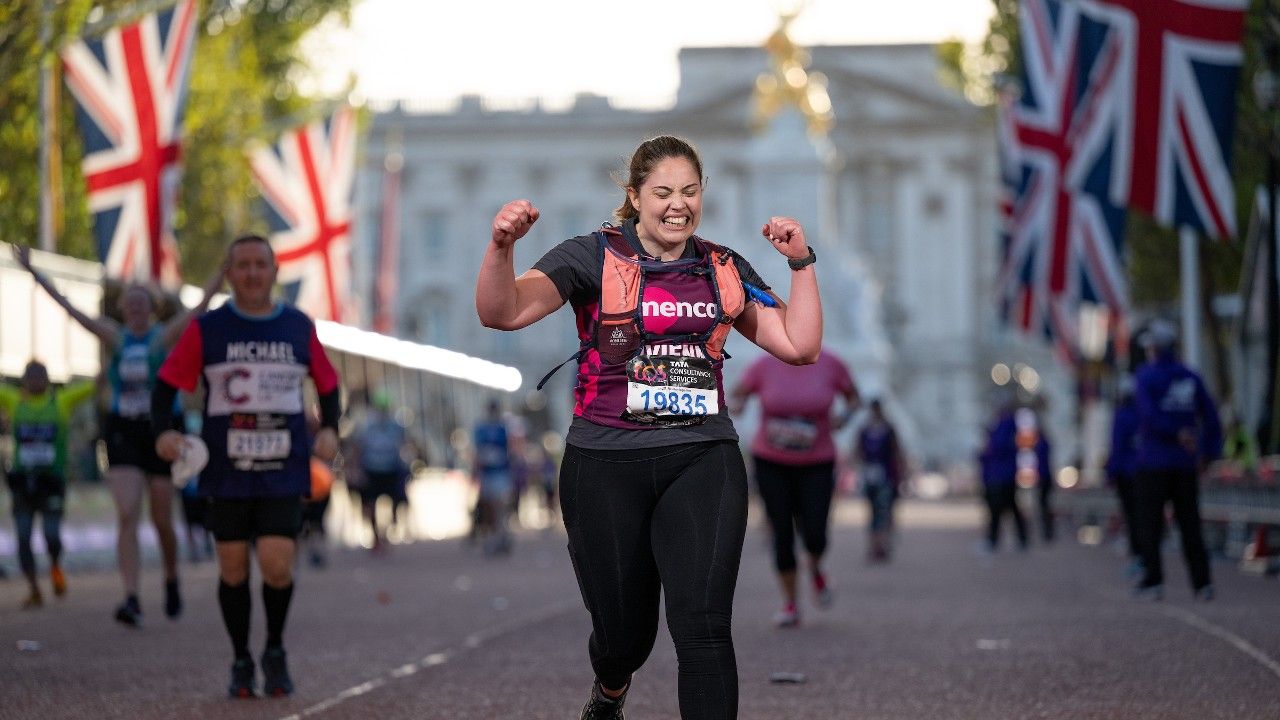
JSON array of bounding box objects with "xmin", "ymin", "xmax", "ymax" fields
[{"xmin": 2, "ymin": 498, "xmax": 1278, "ymax": 720}]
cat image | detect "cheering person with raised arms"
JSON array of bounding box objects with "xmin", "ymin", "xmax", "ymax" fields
[{"xmin": 477, "ymin": 135, "xmax": 821, "ymax": 720}]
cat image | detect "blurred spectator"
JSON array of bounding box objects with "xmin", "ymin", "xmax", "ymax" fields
[
  {"xmin": 979, "ymin": 401, "xmax": 1028, "ymax": 553},
  {"xmin": 1026, "ymin": 408, "xmax": 1054, "ymax": 544},
  {"xmin": 1132, "ymin": 320, "xmax": 1221, "ymax": 601},
  {"xmin": 354, "ymin": 390, "xmax": 412, "ymax": 554},
  {"xmin": 1222, "ymin": 408, "xmax": 1258, "ymax": 472},
  {"xmin": 472, "ymin": 399, "xmax": 514, "ymax": 556},
  {"xmin": 1106, "ymin": 377, "xmax": 1142, "ymax": 577},
  {"xmin": 853, "ymin": 399, "xmax": 905, "ymax": 563}
]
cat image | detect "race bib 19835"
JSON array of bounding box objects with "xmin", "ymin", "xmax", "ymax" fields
[{"xmin": 624, "ymin": 355, "xmax": 719, "ymax": 419}]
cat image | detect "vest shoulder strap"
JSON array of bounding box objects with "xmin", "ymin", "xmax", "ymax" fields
[
  {"xmin": 597, "ymin": 230, "xmax": 643, "ymax": 316},
  {"xmin": 696, "ymin": 240, "xmax": 746, "ymax": 320}
]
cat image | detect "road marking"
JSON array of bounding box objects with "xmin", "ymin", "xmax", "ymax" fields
[
  {"xmin": 1155, "ymin": 605, "xmax": 1280, "ymax": 680},
  {"xmin": 278, "ymin": 598, "xmax": 578, "ymax": 719}
]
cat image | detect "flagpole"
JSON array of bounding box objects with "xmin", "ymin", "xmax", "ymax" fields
[
  {"xmin": 1179, "ymin": 226, "xmax": 1202, "ymax": 370},
  {"xmin": 38, "ymin": 0, "xmax": 55, "ymax": 252}
]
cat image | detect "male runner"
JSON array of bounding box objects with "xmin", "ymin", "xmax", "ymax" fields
[{"xmin": 153, "ymin": 235, "xmax": 340, "ymax": 697}]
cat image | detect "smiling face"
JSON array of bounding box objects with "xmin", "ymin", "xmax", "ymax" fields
[
  {"xmin": 226, "ymin": 238, "xmax": 277, "ymax": 310},
  {"xmin": 627, "ymin": 156, "xmax": 703, "ymax": 255}
]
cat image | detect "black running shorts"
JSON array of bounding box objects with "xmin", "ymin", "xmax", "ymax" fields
[
  {"xmin": 208, "ymin": 496, "xmax": 303, "ymax": 542},
  {"xmin": 104, "ymin": 414, "xmax": 173, "ymax": 476}
]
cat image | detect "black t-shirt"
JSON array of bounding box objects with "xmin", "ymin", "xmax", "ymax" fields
[{"xmin": 532, "ymin": 219, "xmax": 774, "ymax": 451}]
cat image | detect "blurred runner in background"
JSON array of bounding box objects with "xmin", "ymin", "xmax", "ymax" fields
[
  {"xmin": 13, "ymin": 244, "xmax": 224, "ymax": 625},
  {"xmin": 731, "ymin": 347, "xmax": 858, "ymax": 627},
  {"xmin": 853, "ymin": 399, "xmax": 905, "ymax": 563},
  {"xmin": 0, "ymin": 361, "xmax": 94, "ymax": 609}
]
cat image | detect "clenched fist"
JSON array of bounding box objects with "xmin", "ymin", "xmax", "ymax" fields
[
  {"xmin": 155, "ymin": 430, "xmax": 186, "ymax": 463},
  {"xmin": 313, "ymin": 427, "xmax": 338, "ymax": 462},
  {"xmin": 761, "ymin": 216, "xmax": 808, "ymax": 260},
  {"xmin": 492, "ymin": 200, "xmax": 540, "ymax": 249}
]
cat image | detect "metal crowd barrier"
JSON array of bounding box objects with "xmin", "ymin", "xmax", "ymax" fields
[{"xmin": 1052, "ymin": 456, "xmax": 1280, "ymax": 573}]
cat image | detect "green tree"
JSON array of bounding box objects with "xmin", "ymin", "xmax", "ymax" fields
[{"xmin": 0, "ymin": 0, "xmax": 352, "ymax": 279}]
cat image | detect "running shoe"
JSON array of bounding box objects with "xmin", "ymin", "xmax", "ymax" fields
[
  {"xmin": 228, "ymin": 658, "xmax": 256, "ymax": 699},
  {"xmin": 773, "ymin": 602, "xmax": 800, "ymax": 628},
  {"xmin": 115, "ymin": 596, "xmax": 142, "ymax": 627},
  {"xmin": 21, "ymin": 589, "xmax": 43, "ymax": 610},
  {"xmin": 50, "ymin": 565, "xmax": 66, "ymax": 597},
  {"xmin": 261, "ymin": 647, "xmax": 294, "ymax": 697},
  {"xmin": 580, "ymin": 680, "xmax": 627, "ymax": 720},
  {"xmin": 1131, "ymin": 583, "xmax": 1164, "ymax": 602},
  {"xmin": 1193, "ymin": 584, "xmax": 1215, "ymax": 602},
  {"xmin": 812, "ymin": 571, "xmax": 833, "ymax": 608},
  {"xmin": 164, "ymin": 579, "xmax": 182, "ymax": 619}
]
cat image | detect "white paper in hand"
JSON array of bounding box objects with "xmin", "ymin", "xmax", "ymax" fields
[{"xmin": 171, "ymin": 434, "xmax": 209, "ymax": 488}]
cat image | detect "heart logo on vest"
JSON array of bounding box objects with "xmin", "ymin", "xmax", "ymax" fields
[{"xmin": 642, "ymin": 286, "xmax": 679, "ymax": 334}]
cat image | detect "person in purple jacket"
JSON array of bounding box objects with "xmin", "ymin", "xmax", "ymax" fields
[
  {"xmin": 853, "ymin": 400, "xmax": 905, "ymax": 563},
  {"xmin": 1105, "ymin": 376, "xmax": 1142, "ymax": 577},
  {"xmin": 978, "ymin": 401, "xmax": 1028, "ymax": 552},
  {"xmin": 1132, "ymin": 320, "xmax": 1221, "ymax": 601}
]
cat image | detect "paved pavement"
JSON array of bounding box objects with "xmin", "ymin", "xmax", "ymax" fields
[{"xmin": 1, "ymin": 498, "xmax": 1278, "ymax": 719}]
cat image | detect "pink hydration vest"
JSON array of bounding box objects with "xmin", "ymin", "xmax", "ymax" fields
[{"xmin": 551, "ymin": 227, "xmax": 746, "ymax": 429}]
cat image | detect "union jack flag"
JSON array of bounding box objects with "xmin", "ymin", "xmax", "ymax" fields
[
  {"xmin": 248, "ymin": 107, "xmax": 357, "ymax": 323},
  {"xmin": 61, "ymin": 0, "xmax": 198, "ymax": 286},
  {"xmin": 997, "ymin": 0, "xmax": 1131, "ymax": 362},
  {"xmin": 1080, "ymin": 0, "xmax": 1246, "ymax": 240}
]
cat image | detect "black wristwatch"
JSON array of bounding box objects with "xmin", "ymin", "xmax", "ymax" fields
[{"xmin": 787, "ymin": 247, "xmax": 817, "ymax": 271}]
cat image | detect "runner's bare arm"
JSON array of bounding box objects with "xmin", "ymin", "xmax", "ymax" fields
[
  {"xmin": 11, "ymin": 244, "xmax": 121, "ymax": 346},
  {"xmin": 734, "ymin": 217, "xmax": 822, "ymax": 364},
  {"xmin": 476, "ymin": 200, "xmax": 565, "ymax": 330}
]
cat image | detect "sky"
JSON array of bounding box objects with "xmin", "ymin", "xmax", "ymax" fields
[{"xmin": 305, "ymin": 0, "xmax": 996, "ymax": 110}]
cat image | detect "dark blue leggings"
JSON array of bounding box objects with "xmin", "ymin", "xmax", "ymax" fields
[
  {"xmin": 560, "ymin": 440, "xmax": 748, "ymax": 720},
  {"xmin": 9, "ymin": 475, "xmax": 65, "ymax": 577}
]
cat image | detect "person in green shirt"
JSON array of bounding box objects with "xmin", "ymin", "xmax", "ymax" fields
[{"xmin": 0, "ymin": 361, "xmax": 95, "ymax": 609}]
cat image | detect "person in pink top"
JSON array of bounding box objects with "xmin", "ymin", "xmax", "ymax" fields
[{"xmin": 729, "ymin": 348, "xmax": 858, "ymax": 627}]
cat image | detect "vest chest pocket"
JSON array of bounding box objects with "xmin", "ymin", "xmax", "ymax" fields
[{"xmin": 595, "ymin": 318, "xmax": 642, "ymax": 365}]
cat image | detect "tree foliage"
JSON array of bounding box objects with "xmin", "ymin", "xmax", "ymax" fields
[{"xmin": 0, "ymin": 0, "xmax": 352, "ymax": 279}]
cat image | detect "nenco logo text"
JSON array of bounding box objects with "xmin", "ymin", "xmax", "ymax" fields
[{"xmin": 641, "ymin": 300, "xmax": 718, "ymax": 319}]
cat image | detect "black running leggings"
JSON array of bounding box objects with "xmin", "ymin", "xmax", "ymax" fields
[
  {"xmin": 560, "ymin": 440, "xmax": 748, "ymax": 720},
  {"xmin": 752, "ymin": 457, "xmax": 835, "ymax": 573}
]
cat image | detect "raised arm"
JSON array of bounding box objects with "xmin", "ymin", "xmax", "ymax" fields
[
  {"xmin": 11, "ymin": 244, "xmax": 120, "ymax": 346},
  {"xmin": 732, "ymin": 217, "xmax": 822, "ymax": 365},
  {"xmin": 159, "ymin": 260, "xmax": 226, "ymax": 348},
  {"xmin": 476, "ymin": 200, "xmax": 565, "ymax": 331}
]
